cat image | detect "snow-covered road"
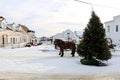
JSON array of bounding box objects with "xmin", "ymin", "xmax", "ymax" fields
[{"xmin": 0, "ymin": 43, "xmax": 120, "ymax": 80}]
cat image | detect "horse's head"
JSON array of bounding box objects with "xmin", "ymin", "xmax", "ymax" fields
[{"xmin": 54, "ymin": 39, "xmax": 63, "ymax": 49}]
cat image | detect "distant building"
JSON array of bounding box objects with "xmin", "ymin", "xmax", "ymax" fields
[
  {"xmin": 53, "ymin": 29, "xmax": 80, "ymax": 44},
  {"xmin": 105, "ymin": 15, "xmax": 120, "ymax": 45},
  {"xmin": 40, "ymin": 36, "xmax": 49, "ymax": 41}
]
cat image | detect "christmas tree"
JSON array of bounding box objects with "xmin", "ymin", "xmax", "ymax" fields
[{"xmin": 77, "ymin": 11, "xmax": 112, "ymax": 66}]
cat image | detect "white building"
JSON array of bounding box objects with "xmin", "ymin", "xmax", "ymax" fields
[
  {"xmin": 53, "ymin": 29, "xmax": 80, "ymax": 44},
  {"xmin": 105, "ymin": 15, "xmax": 120, "ymax": 45}
]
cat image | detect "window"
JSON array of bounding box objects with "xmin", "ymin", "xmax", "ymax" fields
[
  {"xmin": 11, "ymin": 38, "xmax": 12, "ymax": 43},
  {"xmin": 116, "ymin": 25, "xmax": 118, "ymax": 32},
  {"xmin": 13, "ymin": 38, "xmax": 15, "ymax": 44},
  {"xmin": 67, "ymin": 32, "xmax": 70, "ymax": 35},
  {"xmin": 107, "ymin": 25, "xmax": 110, "ymax": 32}
]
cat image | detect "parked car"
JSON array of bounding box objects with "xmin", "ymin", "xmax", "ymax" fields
[
  {"xmin": 25, "ymin": 42, "xmax": 34, "ymax": 47},
  {"xmin": 37, "ymin": 42, "xmax": 42, "ymax": 45},
  {"xmin": 25, "ymin": 43, "xmax": 31, "ymax": 47}
]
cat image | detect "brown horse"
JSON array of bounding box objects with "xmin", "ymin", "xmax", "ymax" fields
[{"xmin": 54, "ymin": 39, "xmax": 76, "ymax": 57}]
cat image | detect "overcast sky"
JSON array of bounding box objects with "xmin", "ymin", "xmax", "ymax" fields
[{"xmin": 1, "ymin": 0, "xmax": 120, "ymax": 37}]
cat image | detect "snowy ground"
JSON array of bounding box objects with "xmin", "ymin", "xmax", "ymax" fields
[{"xmin": 0, "ymin": 42, "xmax": 120, "ymax": 80}]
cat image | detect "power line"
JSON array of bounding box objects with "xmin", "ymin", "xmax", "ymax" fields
[{"xmin": 74, "ymin": 0, "xmax": 120, "ymax": 9}]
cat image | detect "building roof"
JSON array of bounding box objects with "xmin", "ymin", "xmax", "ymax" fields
[
  {"xmin": 104, "ymin": 20, "xmax": 114, "ymax": 24},
  {"xmin": 7, "ymin": 24, "xmax": 13, "ymax": 29},
  {"xmin": 19, "ymin": 24, "xmax": 35, "ymax": 33},
  {"xmin": 104, "ymin": 15, "xmax": 120, "ymax": 24},
  {"xmin": 28, "ymin": 30, "xmax": 35, "ymax": 33},
  {"xmin": 0, "ymin": 16, "xmax": 5, "ymax": 20},
  {"xmin": 6, "ymin": 27, "xmax": 12, "ymax": 30},
  {"xmin": 0, "ymin": 16, "xmax": 6, "ymax": 26},
  {"xmin": 113, "ymin": 15, "xmax": 120, "ymax": 19}
]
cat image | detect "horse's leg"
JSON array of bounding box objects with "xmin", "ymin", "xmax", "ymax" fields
[
  {"xmin": 71, "ymin": 48, "xmax": 75, "ymax": 57},
  {"xmin": 59, "ymin": 51, "xmax": 61, "ymax": 55},
  {"xmin": 60, "ymin": 48, "xmax": 64, "ymax": 57},
  {"xmin": 71, "ymin": 50, "xmax": 74, "ymax": 57}
]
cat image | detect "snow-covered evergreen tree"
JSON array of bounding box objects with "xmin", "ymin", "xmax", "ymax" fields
[{"xmin": 77, "ymin": 11, "xmax": 112, "ymax": 66}]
